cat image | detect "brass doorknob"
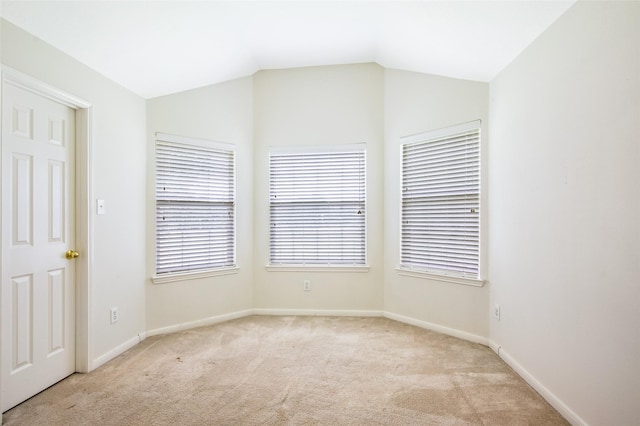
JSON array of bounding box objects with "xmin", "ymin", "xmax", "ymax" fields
[{"xmin": 65, "ymin": 250, "xmax": 80, "ymax": 259}]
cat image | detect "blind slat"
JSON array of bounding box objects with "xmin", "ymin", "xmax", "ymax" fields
[
  {"xmin": 156, "ymin": 140, "xmax": 236, "ymax": 275},
  {"xmin": 269, "ymin": 149, "xmax": 366, "ymax": 265},
  {"xmin": 401, "ymin": 126, "xmax": 480, "ymax": 278}
]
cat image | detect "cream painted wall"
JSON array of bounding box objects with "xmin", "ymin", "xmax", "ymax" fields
[
  {"xmin": 145, "ymin": 77, "xmax": 254, "ymax": 331},
  {"xmin": 489, "ymin": 1, "xmax": 640, "ymax": 424},
  {"xmin": 383, "ymin": 69, "xmax": 490, "ymax": 340},
  {"xmin": 1, "ymin": 20, "xmax": 147, "ymax": 364},
  {"xmin": 252, "ymin": 64, "xmax": 385, "ymax": 311}
]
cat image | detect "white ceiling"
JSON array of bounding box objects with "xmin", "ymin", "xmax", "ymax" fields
[{"xmin": 0, "ymin": 1, "xmax": 575, "ymax": 99}]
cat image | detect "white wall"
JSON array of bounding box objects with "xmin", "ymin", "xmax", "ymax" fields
[
  {"xmin": 145, "ymin": 77, "xmax": 254, "ymax": 331},
  {"xmin": 1, "ymin": 19, "xmax": 147, "ymax": 365},
  {"xmin": 252, "ymin": 64, "xmax": 385, "ymax": 312},
  {"xmin": 9, "ymin": 7, "xmax": 638, "ymax": 423},
  {"xmin": 488, "ymin": 1, "xmax": 640, "ymax": 424},
  {"xmin": 383, "ymin": 69, "xmax": 490, "ymax": 340}
]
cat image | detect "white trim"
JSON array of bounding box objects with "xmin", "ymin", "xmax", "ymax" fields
[
  {"xmin": 145, "ymin": 309, "xmax": 253, "ymax": 337},
  {"xmin": 265, "ymin": 265, "xmax": 370, "ymax": 273},
  {"xmin": 0, "ymin": 67, "xmax": 3, "ymax": 424},
  {"xmin": 488, "ymin": 339, "xmax": 501, "ymax": 355},
  {"xmin": 270, "ymin": 143, "xmax": 366, "ymax": 154},
  {"xmin": 396, "ymin": 267, "xmax": 485, "ymax": 287},
  {"xmin": 1, "ymin": 66, "xmax": 91, "ymax": 109},
  {"xmin": 144, "ymin": 310, "xmax": 487, "ymax": 348},
  {"xmin": 155, "ymin": 132, "xmax": 234, "ymax": 152},
  {"xmin": 383, "ymin": 312, "xmax": 489, "ymax": 346},
  {"xmin": 152, "ymin": 266, "xmax": 239, "ymax": 284},
  {"xmin": 496, "ymin": 346, "xmax": 587, "ymax": 426},
  {"xmin": 0, "ymin": 67, "xmax": 94, "ymax": 375},
  {"xmin": 143, "ymin": 310, "xmax": 581, "ymax": 426},
  {"xmin": 400, "ymin": 119, "xmax": 481, "ymax": 145},
  {"xmin": 253, "ymin": 309, "xmax": 383, "ymax": 317},
  {"xmin": 92, "ymin": 335, "xmax": 141, "ymax": 370},
  {"xmin": 74, "ymin": 106, "xmax": 94, "ymax": 373}
]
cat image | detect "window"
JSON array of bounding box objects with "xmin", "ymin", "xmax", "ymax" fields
[
  {"xmin": 399, "ymin": 121, "xmax": 481, "ymax": 282},
  {"xmin": 269, "ymin": 146, "xmax": 366, "ymax": 267},
  {"xmin": 155, "ymin": 133, "xmax": 235, "ymax": 277}
]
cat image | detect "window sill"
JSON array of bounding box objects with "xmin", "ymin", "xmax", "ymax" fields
[
  {"xmin": 396, "ymin": 267, "xmax": 485, "ymax": 287},
  {"xmin": 266, "ymin": 264, "xmax": 370, "ymax": 273},
  {"xmin": 152, "ymin": 266, "xmax": 239, "ymax": 284}
]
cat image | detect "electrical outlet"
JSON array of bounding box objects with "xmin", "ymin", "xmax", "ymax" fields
[
  {"xmin": 110, "ymin": 307, "xmax": 119, "ymax": 324},
  {"xmin": 96, "ymin": 199, "xmax": 106, "ymax": 215},
  {"xmin": 494, "ymin": 304, "xmax": 500, "ymax": 320},
  {"xmin": 303, "ymin": 280, "xmax": 311, "ymax": 292}
]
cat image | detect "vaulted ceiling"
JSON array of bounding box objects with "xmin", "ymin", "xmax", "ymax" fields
[{"xmin": 0, "ymin": 1, "xmax": 575, "ymax": 99}]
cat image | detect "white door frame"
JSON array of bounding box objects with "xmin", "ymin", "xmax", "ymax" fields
[{"xmin": 0, "ymin": 65, "xmax": 94, "ymax": 415}]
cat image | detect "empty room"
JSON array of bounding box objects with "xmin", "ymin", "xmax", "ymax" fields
[{"xmin": 0, "ymin": 0, "xmax": 638, "ymax": 425}]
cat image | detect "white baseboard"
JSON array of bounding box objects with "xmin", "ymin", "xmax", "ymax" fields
[
  {"xmin": 493, "ymin": 345, "xmax": 587, "ymax": 426},
  {"xmin": 92, "ymin": 310, "xmax": 584, "ymax": 426},
  {"xmin": 144, "ymin": 309, "xmax": 487, "ymax": 349},
  {"xmin": 252, "ymin": 308, "xmax": 383, "ymax": 317},
  {"xmin": 488, "ymin": 339, "xmax": 501, "ymax": 355},
  {"xmin": 383, "ymin": 311, "xmax": 490, "ymax": 346},
  {"xmin": 92, "ymin": 310, "xmax": 488, "ymax": 374},
  {"xmin": 145, "ymin": 309, "xmax": 254, "ymax": 338},
  {"xmin": 92, "ymin": 334, "xmax": 142, "ymax": 370}
]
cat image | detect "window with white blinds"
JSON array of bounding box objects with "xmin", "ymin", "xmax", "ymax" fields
[
  {"xmin": 400, "ymin": 121, "xmax": 480, "ymax": 279},
  {"xmin": 155, "ymin": 134, "xmax": 235, "ymax": 275},
  {"xmin": 269, "ymin": 146, "xmax": 366, "ymax": 266}
]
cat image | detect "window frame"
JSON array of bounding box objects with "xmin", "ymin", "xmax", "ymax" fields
[
  {"xmin": 267, "ymin": 144, "xmax": 369, "ymax": 271},
  {"xmin": 152, "ymin": 133, "xmax": 238, "ymax": 284},
  {"xmin": 397, "ymin": 121, "xmax": 484, "ymax": 287}
]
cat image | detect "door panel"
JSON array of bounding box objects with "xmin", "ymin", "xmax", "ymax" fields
[
  {"xmin": 11, "ymin": 153, "xmax": 32, "ymax": 246},
  {"xmin": 11, "ymin": 274, "xmax": 32, "ymax": 372},
  {"xmin": 1, "ymin": 82, "xmax": 76, "ymax": 412}
]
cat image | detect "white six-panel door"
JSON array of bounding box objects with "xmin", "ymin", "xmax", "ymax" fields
[{"xmin": 1, "ymin": 81, "xmax": 76, "ymax": 411}]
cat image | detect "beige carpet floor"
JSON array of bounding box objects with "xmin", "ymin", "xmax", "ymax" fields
[{"xmin": 3, "ymin": 316, "xmax": 568, "ymax": 425}]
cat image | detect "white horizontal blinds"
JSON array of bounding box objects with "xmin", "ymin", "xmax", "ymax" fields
[
  {"xmin": 270, "ymin": 149, "xmax": 366, "ymax": 265},
  {"xmin": 156, "ymin": 140, "xmax": 235, "ymax": 274},
  {"xmin": 401, "ymin": 126, "xmax": 480, "ymax": 277}
]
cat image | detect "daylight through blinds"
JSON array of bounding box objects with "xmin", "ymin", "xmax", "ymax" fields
[
  {"xmin": 401, "ymin": 125, "xmax": 480, "ymax": 277},
  {"xmin": 269, "ymin": 148, "xmax": 366, "ymax": 265},
  {"xmin": 156, "ymin": 139, "xmax": 235, "ymax": 274}
]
